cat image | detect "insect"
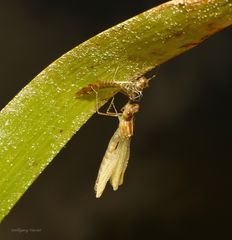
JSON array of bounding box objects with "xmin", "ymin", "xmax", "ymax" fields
[
  {"xmin": 76, "ymin": 71, "xmax": 153, "ymax": 197},
  {"xmin": 94, "ymin": 101, "xmax": 139, "ymax": 198},
  {"xmin": 76, "ymin": 75, "xmax": 150, "ymax": 101}
]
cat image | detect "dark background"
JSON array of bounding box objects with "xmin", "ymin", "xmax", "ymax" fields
[{"xmin": 0, "ymin": 1, "xmax": 231, "ymax": 239}]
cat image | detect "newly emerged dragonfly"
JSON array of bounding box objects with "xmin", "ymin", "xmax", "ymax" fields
[
  {"xmin": 94, "ymin": 101, "xmax": 139, "ymax": 198},
  {"xmin": 76, "ymin": 72, "xmax": 152, "ymax": 197}
]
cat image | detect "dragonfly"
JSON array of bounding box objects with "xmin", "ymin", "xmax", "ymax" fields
[
  {"xmin": 94, "ymin": 101, "xmax": 139, "ymax": 198},
  {"xmin": 76, "ymin": 75, "xmax": 150, "ymax": 101},
  {"xmin": 76, "ymin": 72, "xmax": 152, "ymax": 197}
]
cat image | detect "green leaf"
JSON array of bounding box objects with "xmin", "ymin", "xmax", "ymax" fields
[{"xmin": 0, "ymin": 0, "xmax": 231, "ymax": 221}]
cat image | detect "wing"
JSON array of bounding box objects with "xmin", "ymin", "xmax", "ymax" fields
[
  {"xmin": 94, "ymin": 128, "xmax": 121, "ymax": 198},
  {"xmin": 119, "ymin": 138, "xmax": 131, "ymax": 186},
  {"xmin": 110, "ymin": 138, "xmax": 131, "ymax": 191}
]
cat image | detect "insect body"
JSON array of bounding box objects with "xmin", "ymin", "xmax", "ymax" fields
[
  {"xmin": 76, "ymin": 76, "xmax": 149, "ymax": 101},
  {"xmin": 94, "ymin": 102, "xmax": 139, "ymax": 198},
  {"xmin": 76, "ymin": 72, "xmax": 152, "ymax": 197}
]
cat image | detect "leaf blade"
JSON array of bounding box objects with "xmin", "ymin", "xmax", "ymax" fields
[{"xmin": 0, "ymin": 0, "xmax": 231, "ymax": 221}]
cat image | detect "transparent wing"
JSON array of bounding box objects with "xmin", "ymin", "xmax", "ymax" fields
[
  {"xmin": 94, "ymin": 128, "xmax": 121, "ymax": 198},
  {"xmin": 110, "ymin": 138, "xmax": 131, "ymax": 191},
  {"xmin": 119, "ymin": 138, "xmax": 131, "ymax": 186}
]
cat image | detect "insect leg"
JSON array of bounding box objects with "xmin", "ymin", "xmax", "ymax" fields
[{"xmin": 91, "ymin": 86, "xmax": 119, "ymax": 117}]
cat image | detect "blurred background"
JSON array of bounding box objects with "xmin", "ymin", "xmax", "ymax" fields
[{"xmin": 0, "ymin": 0, "xmax": 231, "ymax": 239}]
